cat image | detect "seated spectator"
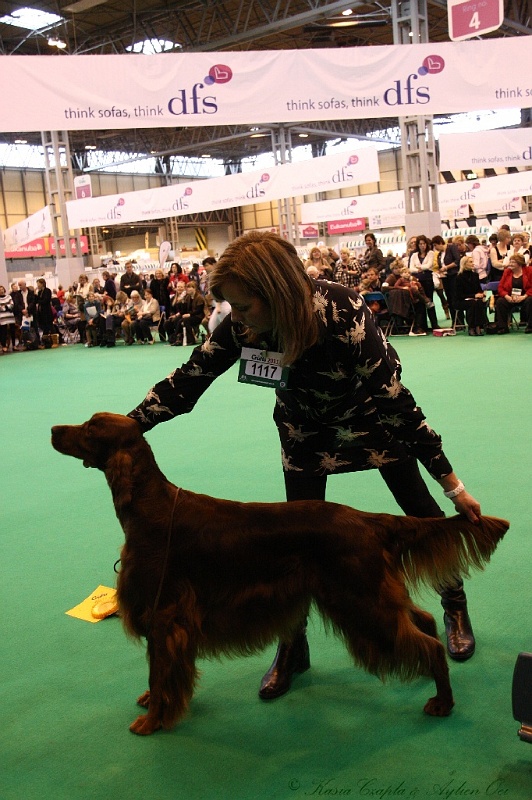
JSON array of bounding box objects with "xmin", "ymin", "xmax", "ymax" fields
[
  {"xmin": 455, "ymin": 256, "xmax": 488, "ymax": 336},
  {"xmin": 164, "ymin": 280, "xmax": 187, "ymax": 344},
  {"xmin": 61, "ymin": 292, "xmax": 83, "ymax": 343},
  {"xmin": 0, "ymin": 284, "xmax": 16, "ymax": 353},
  {"xmin": 121, "ymin": 290, "xmax": 144, "ymax": 345},
  {"xmin": 91, "ymin": 277, "xmax": 105, "ymax": 297},
  {"xmin": 393, "ymin": 269, "xmax": 433, "ymax": 336},
  {"xmin": 358, "ymin": 267, "xmax": 381, "ymax": 296},
  {"xmin": 304, "ymin": 246, "xmax": 334, "ymax": 280},
  {"xmin": 83, "ymin": 291, "xmax": 102, "ymax": 347},
  {"xmin": 75, "ymin": 273, "xmax": 92, "ymax": 311},
  {"xmin": 167, "ymin": 263, "xmax": 188, "ymax": 298},
  {"xmin": 495, "ymin": 254, "xmax": 532, "ymax": 334},
  {"xmin": 102, "ymin": 290, "xmax": 128, "ymax": 347},
  {"xmin": 120, "ymin": 261, "xmax": 142, "ymax": 297},
  {"xmin": 132, "ymin": 288, "xmax": 160, "ymax": 344},
  {"xmin": 166, "ymin": 281, "xmax": 205, "ymax": 346},
  {"xmin": 333, "ymin": 248, "xmax": 362, "ymax": 288}
]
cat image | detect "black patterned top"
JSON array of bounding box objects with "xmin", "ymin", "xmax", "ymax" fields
[{"xmin": 128, "ymin": 280, "xmax": 452, "ymax": 479}]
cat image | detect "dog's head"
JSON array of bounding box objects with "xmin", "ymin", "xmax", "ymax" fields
[{"xmin": 51, "ymin": 412, "xmax": 143, "ymax": 510}]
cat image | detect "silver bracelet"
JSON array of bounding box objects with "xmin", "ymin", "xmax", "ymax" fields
[{"xmin": 443, "ymin": 480, "xmax": 465, "ymax": 499}]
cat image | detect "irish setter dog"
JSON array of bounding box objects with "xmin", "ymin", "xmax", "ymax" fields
[{"xmin": 51, "ymin": 412, "xmax": 509, "ymax": 735}]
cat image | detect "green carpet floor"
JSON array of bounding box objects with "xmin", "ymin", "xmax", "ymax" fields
[{"xmin": 1, "ymin": 332, "xmax": 531, "ymax": 800}]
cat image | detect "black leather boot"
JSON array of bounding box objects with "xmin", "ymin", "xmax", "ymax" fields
[
  {"xmin": 259, "ymin": 627, "xmax": 310, "ymax": 700},
  {"xmin": 440, "ymin": 582, "xmax": 475, "ymax": 661}
]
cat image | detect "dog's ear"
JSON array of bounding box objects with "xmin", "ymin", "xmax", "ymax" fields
[{"xmin": 106, "ymin": 451, "xmax": 134, "ymax": 512}]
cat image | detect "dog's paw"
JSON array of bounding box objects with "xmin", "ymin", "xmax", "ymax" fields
[
  {"xmin": 423, "ymin": 696, "xmax": 455, "ymax": 717},
  {"xmin": 129, "ymin": 714, "xmax": 162, "ymax": 735},
  {"xmin": 136, "ymin": 690, "xmax": 150, "ymax": 708}
]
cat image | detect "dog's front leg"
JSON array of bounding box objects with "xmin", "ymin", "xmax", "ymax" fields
[{"xmin": 130, "ymin": 616, "xmax": 198, "ymax": 735}]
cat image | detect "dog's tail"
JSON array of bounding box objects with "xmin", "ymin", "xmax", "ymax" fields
[{"xmin": 386, "ymin": 514, "xmax": 509, "ymax": 590}]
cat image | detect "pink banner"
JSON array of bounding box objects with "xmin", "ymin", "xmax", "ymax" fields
[
  {"xmin": 327, "ymin": 218, "xmax": 367, "ymax": 235},
  {"xmin": 5, "ymin": 235, "xmax": 89, "ymax": 258}
]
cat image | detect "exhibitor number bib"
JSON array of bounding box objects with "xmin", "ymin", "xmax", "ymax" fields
[{"xmin": 238, "ymin": 347, "xmax": 290, "ymax": 389}]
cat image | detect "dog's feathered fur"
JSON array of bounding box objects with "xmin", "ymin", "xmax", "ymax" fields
[{"xmin": 51, "ymin": 412, "xmax": 509, "ymax": 735}]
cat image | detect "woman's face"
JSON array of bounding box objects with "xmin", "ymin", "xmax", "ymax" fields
[
  {"xmin": 508, "ymin": 258, "xmax": 521, "ymax": 271},
  {"xmin": 340, "ymin": 250, "xmax": 350, "ymax": 263},
  {"xmin": 418, "ymin": 239, "xmax": 427, "ymax": 253},
  {"xmin": 512, "ymin": 236, "xmax": 524, "ymax": 248},
  {"xmin": 365, "ymin": 236, "xmax": 374, "ymax": 248},
  {"xmin": 310, "ymin": 249, "xmax": 321, "ymax": 261},
  {"xmin": 221, "ymin": 280, "xmax": 273, "ymax": 335}
]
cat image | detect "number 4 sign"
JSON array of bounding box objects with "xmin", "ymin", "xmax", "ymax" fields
[{"xmin": 448, "ymin": 0, "xmax": 503, "ymax": 41}]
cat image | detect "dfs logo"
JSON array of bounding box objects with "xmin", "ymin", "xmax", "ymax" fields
[
  {"xmin": 246, "ymin": 173, "xmax": 270, "ymax": 200},
  {"xmin": 333, "ymin": 154, "xmax": 359, "ymax": 184},
  {"xmin": 342, "ymin": 199, "xmax": 359, "ymax": 216},
  {"xmin": 168, "ymin": 64, "xmax": 233, "ymax": 117},
  {"xmin": 383, "ymin": 54, "xmax": 444, "ymax": 107},
  {"xmin": 173, "ymin": 187, "xmax": 193, "ymax": 211},
  {"xmin": 107, "ymin": 197, "xmax": 125, "ymax": 220}
]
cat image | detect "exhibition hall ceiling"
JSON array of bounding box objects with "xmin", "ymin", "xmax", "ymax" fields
[{"xmin": 0, "ymin": 0, "xmax": 530, "ymax": 167}]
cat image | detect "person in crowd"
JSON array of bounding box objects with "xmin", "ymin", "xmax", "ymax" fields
[
  {"xmin": 168, "ymin": 262, "xmax": 188, "ymax": 297},
  {"xmin": 61, "ymin": 291, "xmax": 83, "ymax": 342},
  {"xmin": 164, "ymin": 280, "xmax": 187, "ymax": 344},
  {"xmin": 304, "ymin": 246, "xmax": 334, "ymax": 280},
  {"xmin": 454, "ymin": 256, "xmax": 488, "ymax": 337},
  {"xmin": 101, "ymin": 270, "xmax": 117, "ymax": 300},
  {"xmin": 149, "ymin": 268, "xmax": 171, "ymax": 342},
  {"xmin": 488, "ymin": 229, "xmax": 511, "ymax": 284},
  {"xmin": 503, "ymin": 232, "xmax": 530, "ymax": 266},
  {"xmin": 442, "ymin": 234, "xmax": 467, "ymax": 326},
  {"xmin": 357, "ymin": 267, "xmax": 381, "ymax": 296},
  {"xmin": 91, "ymin": 277, "xmax": 105, "ymax": 297},
  {"xmin": 409, "ymin": 235, "xmax": 438, "ymax": 330},
  {"xmin": 56, "ymin": 284, "xmax": 65, "ymax": 304},
  {"xmin": 320, "ymin": 246, "xmax": 338, "ymax": 269},
  {"xmin": 169, "ymin": 281, "xmax": 206, "ymax": 346},
  {"xmin": 333, "ymin": 248, "xmax": 363, "ymax": 289},
  {"xmin": 494, "ymin": 253, "xmax": 532, "ymax": 334},
  {"xmin": 35, "ymin": 278, "xmax": 54, "ymax": 340},
  {"xmin": 402, "ymin": 235, "xmax": 417, "ymax": 270},
  {"xmin": 132, "ymin": 287, "xmax": 161, "ymax": 344},
  {"xmin": 188, "ymin": 263, "xmax": 201, "ymax": 285},
  {"xmin": 75, "ymin": 273, "xmax": 92, "ymax": 311},
  {"xmin": 12, "ymin": 278, "xmax": 38, "ymax": 346},
  {"xmin": 389, "ymin": 268, "xmax": 432, "ymax": 336},
  {"xmin": 120, "ymin": 261, "xmax": 142, "ymax": 297},
  {"xmin": 362, "ymin": 232, "xmax": 385, "ymax": 272},
  {"xmin": 103, "ymin": 290, "xmax": 129, "ymax": 347},
  {"xmin": 429, "ymin": 235, "xmax": 451, "ymax": 320},
  {"xmin": 464, "ymin": 235, "xmax": 489, "ymax": 284},
  {"xmin": 83, "ymin": 291, "xmax": 102, "ymax": 347},
  {"xmin": 122, "ymin": 290, "xmax": 144, "ymax": 345},
  {"xmin": 0, "ymin": 284, "xmax": 16, "ymax": 353},
  {"xmin": 128, "ymin": 231, "xmax": 483, "ymax": 703}
]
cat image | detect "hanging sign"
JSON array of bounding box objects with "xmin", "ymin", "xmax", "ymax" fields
[{"xmin": 448, "ymin": 0, "xmax": 504, "ymax": 42}]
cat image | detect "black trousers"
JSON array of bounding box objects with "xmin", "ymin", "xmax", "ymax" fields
[{"xmin": 283, "ymin": 455, "xmax": 444, "ymax": 519}]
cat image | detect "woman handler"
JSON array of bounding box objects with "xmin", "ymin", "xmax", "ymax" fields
[{"xmin": 128, "ymin": 231, "xmax": 481, "ymax": 700}]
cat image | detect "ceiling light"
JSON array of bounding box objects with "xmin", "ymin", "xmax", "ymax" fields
[
  {"xmin": 84, "ymin": 144, "xmax": 97, "ymax": 150},
  {"xmin": 14, "ymin": 138, "xmax": 28, "ymax": 144},
  {"xmin": 298, "ymin": 133, "xmax": 309, "ymax": 138},
  {"xmin": 48, "ymin": 37, "xmax": 67, "ymax": 49},
  {"xmin": 250, "ymin": 133, "xmax": 268, "ymax": 138},
  {"xmin": 63, "ymin": 0, "xmax": 109, "ymax": 12},
  {"xmin": 342, "ymin": 8, "xmax": 353, "ymax": 15},
  {"xmin": 201, "ymin": 154, "xmax": 211, "ymax": 158}
]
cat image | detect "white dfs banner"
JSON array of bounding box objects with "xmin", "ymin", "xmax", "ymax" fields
[
  {"xmin": 0, "ymin": 37, "xmax": 531, "ymax": 132},
  {"xmin": 2, "ymin": 206, "xmax": 52, "ymax": 251},
  {"xmin": 66, "ymin": 148, "xmax": 379, "ymax": 228},
  {"xmin": 302, "ymin": 170, "xmax": 532, "ymax": 226},
  {"xmin": 439, "ymin": 128, "xmax": 532, "ymax": 170}
]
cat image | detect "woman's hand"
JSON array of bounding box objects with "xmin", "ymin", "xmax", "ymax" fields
[{"xmin": 451, "ymin": 490, "xmax": 481, "ymax": 523}]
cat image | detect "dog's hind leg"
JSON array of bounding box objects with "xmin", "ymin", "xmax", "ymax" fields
[
  {"xmin": 129, "ymin": 610, "xmax": 198, "ymax": 735},
  {"xmin": 409, "ymin": 605, "xmax": 438, "ymax": 639}
]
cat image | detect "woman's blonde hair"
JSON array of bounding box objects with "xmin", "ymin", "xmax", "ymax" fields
[
  {"xmin": 210, "ymin": 231, "xmax": 319, "ymax": 365},
  {"xmin": 459, "ymin": 255, "xmax": 474, "ymax": 272}
]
